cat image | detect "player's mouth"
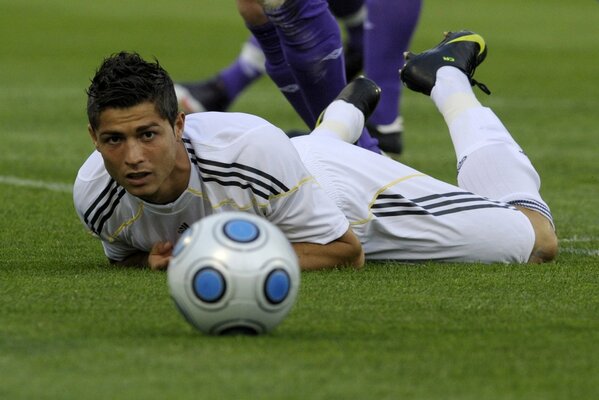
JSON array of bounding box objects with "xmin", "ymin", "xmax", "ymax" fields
[{"xmin": 125, "ymin": 171, "xmax": 151, "ymax": 186}]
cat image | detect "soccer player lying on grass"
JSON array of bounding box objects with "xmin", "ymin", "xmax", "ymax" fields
[{"xmin": 74, "ymin": 30, "xmax": 558, "ymax": 271}]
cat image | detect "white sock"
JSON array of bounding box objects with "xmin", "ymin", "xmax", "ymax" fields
[
  {"xmin": 311, "ymin": 100, "xmax": 364, "ymax": 143},
  {"xmin": 338, "ymin": 5, "xmax": 367, "ymax": 29},
  {"xmin": 239, "ymin": 39, "xmax": 266, "ymax": 76},
  {"xmin": 431, "ymin": 66, "xmax": 553, "ymax": 225}
]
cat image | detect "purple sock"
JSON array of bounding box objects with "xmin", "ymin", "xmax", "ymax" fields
[
  {"xmin": 247, "ymin": 21, "xmax": 316, "ymax": 126},
  {"xmin": 365, "ymin": 0, "xmax": 422, "ymax": 126},
  {"xmin": 356, "ymin": 127, "xmax": 382, "ymax": 153},
  {"xmin": 219, "ymin": 36, "xmax": 264, "ymax": 101},
  {"xmin": 265, "ymin": 0, "xmax": 347, "ymax": 124}
]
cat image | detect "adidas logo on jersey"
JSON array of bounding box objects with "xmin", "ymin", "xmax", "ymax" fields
[{"xmin": 177, "ymin": 222, "xmax": 190, "ymax": 234}]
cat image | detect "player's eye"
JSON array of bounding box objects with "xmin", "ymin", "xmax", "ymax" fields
[
  {"xmin": 141, "ymin": 131, "xmax": 156, "ymax": 140},
  {"xmin": 102, "ymin": 135, "xmax": 122, "ymax": 144}
]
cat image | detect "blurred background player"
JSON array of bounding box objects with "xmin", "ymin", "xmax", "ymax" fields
[
  {"xmin": 364, "ymin": 0, "xmax": 421, "ymax": 154},
  {"xmin": 176, "ymin": 0, "xmax": 421, "ymax": 155},
  {"xmin": 237, "ymin": 0, "xmax": 380, "ymax": 152},
  {"xmin": 176, "ymin": 0, "xmax": 366, "ymax": 112}
]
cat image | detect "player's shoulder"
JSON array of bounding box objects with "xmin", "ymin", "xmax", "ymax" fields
[
  {"xmin": 73, "ymin": 151, "xmax": 115, "ymax": 213},
  {"xmin": 183, "ymin": 111, "xmax": 290, "ymax": 149},
  {"xmin": 75, "ymin": 150, "xmax": 106, "ymax": 182},
  {"xmin": 182, "ymin": 112, "xmax": 306, "ymax": 186}
]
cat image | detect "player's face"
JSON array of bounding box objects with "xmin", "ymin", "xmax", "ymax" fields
[{"xmin": 89, "ymin": 102, "xmax": 188, "ymax": 204}]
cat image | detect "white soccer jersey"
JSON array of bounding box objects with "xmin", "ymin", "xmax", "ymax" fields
[{"xmin": 73, "ymin": 112, "xmax": 349, "ymax": 262}]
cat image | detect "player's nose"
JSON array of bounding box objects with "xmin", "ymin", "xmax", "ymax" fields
[{"xmin": 124, "ymin": 140, "xmax": 145, "ymax": 165}]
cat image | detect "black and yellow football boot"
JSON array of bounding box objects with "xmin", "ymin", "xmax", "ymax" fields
[{"xmin": 400, "ymin": 30, "xmax": 491, "ymax": 96}]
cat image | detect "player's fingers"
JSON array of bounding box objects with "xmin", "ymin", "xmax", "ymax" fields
[
  {"xmin": 160, "ymin": 241, "xmax": 173, "ymax": 253},
  {"xmin": 152, "ymin": 241, "xmax": 172, "ymax": 255}
]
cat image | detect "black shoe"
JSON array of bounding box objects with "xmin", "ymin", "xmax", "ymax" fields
[
  {"xmin": 174, "ymin": 76, "xmax": 231, "ymax": 113},
  {"xmin": 366, "ymin": 116, "xmax": 404, "ymax": 155},
  {"xmin": 400, "ymin": 30, "xmax": 491, "ymax": 96},
  {"xmin": 285, "ymin": 129, "xmax": 309, "ymax": 138},
  {"xmin": 332, "ymin": 76, "xmax": 381, "ymax": 121}
]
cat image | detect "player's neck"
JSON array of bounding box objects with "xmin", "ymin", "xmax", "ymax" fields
[
  {"xmin": 167, "ymin": 141, "xmax": 192, "ymax": 202},
  {"xmin": 141, "ymin": 141, "xmax": 191, "ymax": 205}
]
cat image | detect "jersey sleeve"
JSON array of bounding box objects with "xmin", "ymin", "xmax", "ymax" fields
[{"xmin": 234, "ymin": 121, "xmax": 350, "ymax": 245}]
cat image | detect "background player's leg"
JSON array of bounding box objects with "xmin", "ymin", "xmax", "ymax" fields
[
  {"xmin": 217, "ymin": 36, "xmax": 265, "ymax": 105},
  {"xmin": 262, "ymin": 0, "xmax": 346, "ymax": 120},
  {"xmin": 175, "ymin": 36, "xmax": 265, "ymax": 113},
  {"xmin": 262, "ymin": 0, "xmax": 381, "ymax": 153},
  {"xmin": 247, "ymin": 21, "xmax": 316, "ymax": 126},
  {"xmin": 328, "ymin": 0, "xmax": 366, "ymax": 80},
  {"xmin": 364, "ymin": 0, "xmax": 422, "ymax": 154}
]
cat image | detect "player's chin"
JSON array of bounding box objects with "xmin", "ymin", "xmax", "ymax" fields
[{"xmin": 122, "ymin": 182, "xmax": 155, "ymax": 200}]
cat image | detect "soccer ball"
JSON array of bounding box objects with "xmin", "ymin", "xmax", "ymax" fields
[{"xmin": 167, "ymin": 212, "xmax": 300, "ymax": 335}]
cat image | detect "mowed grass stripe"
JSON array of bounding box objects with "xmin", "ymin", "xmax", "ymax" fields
[{"xmin": 0, "ymin": 175, "xmax": 73, "ymax": 193}]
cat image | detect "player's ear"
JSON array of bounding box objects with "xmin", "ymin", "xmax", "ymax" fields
[
  {"xmin": 88, "ymin": 124, "xmax": 99, "ymax": 148},
  {"xmin": 174, "ymin": 112, "xmax": 185, "ymax": 141}
]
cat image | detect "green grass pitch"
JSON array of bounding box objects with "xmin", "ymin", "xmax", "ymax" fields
[{"xmin": 1, "ymin": 0, "xmax": 598, "ymax": 398}]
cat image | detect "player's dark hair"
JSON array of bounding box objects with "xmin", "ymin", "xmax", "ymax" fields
[{"xmin": 86, "ymin": 52, "xmax": 178, "ymax": 131}]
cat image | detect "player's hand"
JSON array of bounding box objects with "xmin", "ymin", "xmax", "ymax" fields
[{"xmin": 148, "ymin": 241, "xmax": 173, "ymax": 271}]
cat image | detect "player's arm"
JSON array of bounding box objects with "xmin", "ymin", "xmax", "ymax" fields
[
  {"xmin": 291, "ymin": 227, "xmax": 365, "ymax": 271},
  {"xmin": 108, "ymin": 241, "xmax": 173, "ymax": 271}
]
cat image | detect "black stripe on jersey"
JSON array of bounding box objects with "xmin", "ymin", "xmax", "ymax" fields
[
  {"xmin": 183, "ymin": 139, "xmax": 289, "ymax": 199},
  {"xmin": 431, "ymin": 203, "xmax": 512, "ymax": 216},
  {"xmin": 95, "ymin": 188, "xmax": 127, "ymax": 235},
  {"xmin": 195, "ymin": 164, "xmax": 281, "ymax": 198},
  {"xmin": 200, "ymin": 176, "xmax": 271, "ymax": 199},
  {"xmin": 83, "ymin": 178, "xmax": 117, "ymax": 222},
  {"xmin": 372, "ymin": 191, "xmax": 512, "ymax": 218},
  {"xmin": 410, "ymin": 191, "xmax": 477, "ymax": 203},
  {"xmin": 508, "ymin": 199, "xmax": 553, "ymax": 222},
  {"xmin": 374, "ymin": 209, "xmax": 431, "ymax": 217},
  {"xmin": 89, "ymin": 184, "xmax": 121, "ymax": 228},
  {"xmin": 423, "ymin": 196, "xmax": 504, "ymax": 211},
  {"xmin": 197, "ymin": 158, "xmax": 289, "ymax": 192},
  {"xmin": 372, "ymin": 193, "xmax": 428, "ymax": 217},
  {"xmin": 83, "ymin": 179, "xmax": 126, "ymax": 235},
  {"xmin": 409, "ymin": 191, "xmax": 510, "ymax": 210}
]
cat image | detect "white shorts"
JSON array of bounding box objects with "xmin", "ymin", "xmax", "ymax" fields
[{"xmin": 292, "ymin": 135, "xmax": 535, "ymax": 263}]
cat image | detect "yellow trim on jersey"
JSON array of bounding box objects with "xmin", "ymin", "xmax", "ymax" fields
[
  {"xmin": 106, "ymin": 188, "xmax": 204, "ymax": 242},
  {"xmin": 270, "ymin": 176, "xmax": 315, "ymax": 200},
  {"xmin": 187, "ymin": 187, "xmax": 204, "ymax": 197},
  {"xmin": 211, "ymin": 176, "xmax": 316, "ymax": 211},
  {"xmin": 211, "ymin": 196, "xmax": 268, "ymax": 211},
  {"xmin": 447, "ymin": 34, "xmax": 486, "ymax": 56},
  {"xmin": 350, "ymin": 173, "xmax": 426, "ymax": 226},
  {"xmin": 107, "ymin": 203, "xmax": 144, "ymax": 242}
]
